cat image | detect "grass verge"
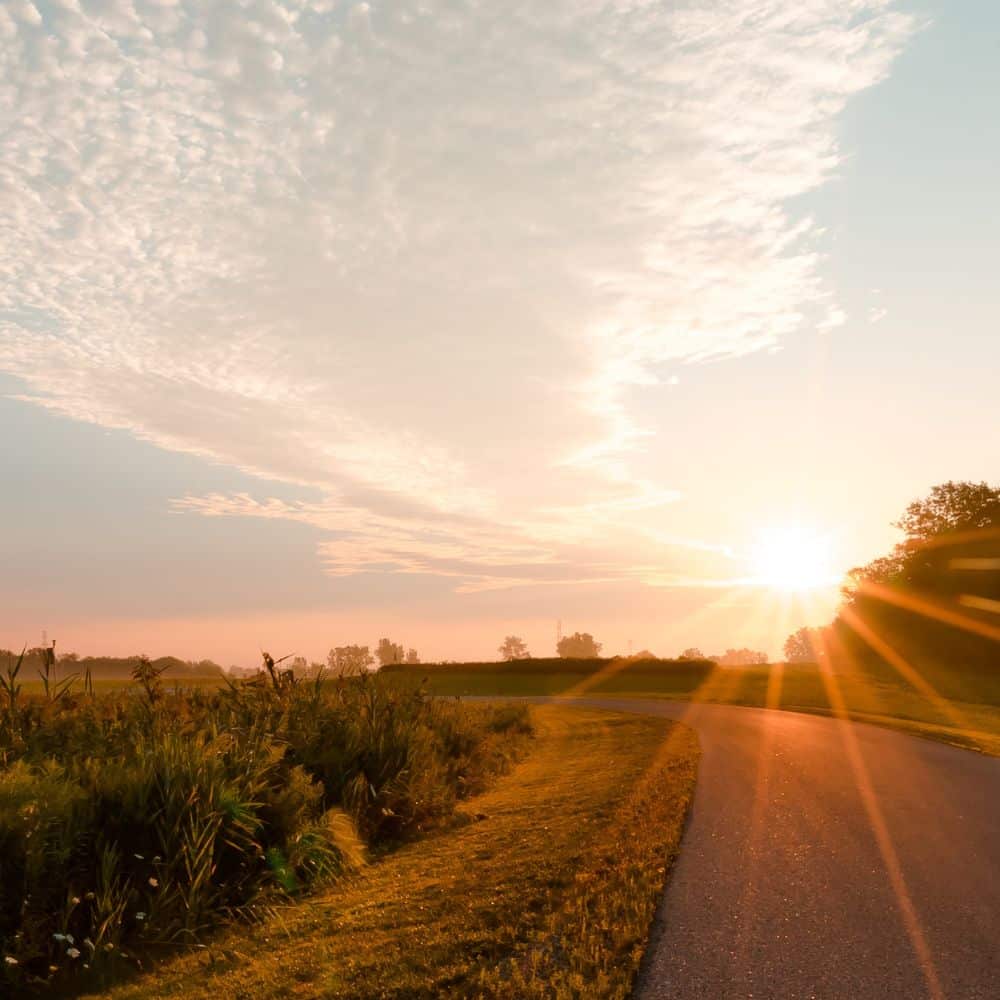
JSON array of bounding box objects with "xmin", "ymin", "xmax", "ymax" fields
[
  {"xmin": 89, "ymin": 706, "xmax": 699, "ymax": 1000},
  {"xmin": 411, "ymin": 666, "xmax": 1000, "ymax": 757}
]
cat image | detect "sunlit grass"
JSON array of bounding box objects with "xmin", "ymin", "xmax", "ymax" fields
[{"xmin": 90, "ymin": 707, "xmax": 699, "ymax": 1000}]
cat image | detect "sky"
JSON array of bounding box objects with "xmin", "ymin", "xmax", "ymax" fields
[{"xmin": 1, "ymin": 0, "xmax": 998, "ymax": 667}]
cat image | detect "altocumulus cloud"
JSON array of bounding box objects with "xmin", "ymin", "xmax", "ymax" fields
[{"xmin": 0, "ymin": 0, "xmax": 914, "ymax": 591}]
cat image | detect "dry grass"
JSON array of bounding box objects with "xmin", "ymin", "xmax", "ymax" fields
[{"xmin": 89, "ymin": 707, "xmax": 699, "ymax": 1000}]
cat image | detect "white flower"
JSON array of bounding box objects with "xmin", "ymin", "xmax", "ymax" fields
[
  {"xmin": 4, "ymin": 956, "xmax": 18, "ymax": 966},
  {"xmin": 53, "ymin": 933, "xmax": 67, "ymax": 943},
  {"xmin": 135, "ymin": 912, "xmax": 146, "ymax": 921},
  {"xmin": 134, "ymin": 854, "xmax": 144, "ymax": 860},
  {"xmin": 66, "ymin": 948, "xmax": 81, "ymax": 959},
  {"xmin": 71, "ymin": 896, "xmax": 80, "ymax": 906}
]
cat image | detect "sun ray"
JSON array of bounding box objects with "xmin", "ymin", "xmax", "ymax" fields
[
  {"xmin": 857, "ymin": 580, "xmax": 1000, "ymax": 642},
  {"xmin": 958, "ymin": 593, "xmax": 1000, "ymax": 615},
  {"xmin": 813, "ymin": 630, "xmax": 946, "ymax": 1000},
  {"xmin": 838, "ymin": 605, "xmax": 975, "ymax": 737}
]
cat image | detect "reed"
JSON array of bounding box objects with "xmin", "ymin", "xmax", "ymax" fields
[{"xmin": 0, "ymin": 658, "xmax": 530, "ymax": 993}]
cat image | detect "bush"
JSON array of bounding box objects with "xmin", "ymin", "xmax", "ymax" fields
[{"xmin": 0, "ymin": 666, "xmax": 531, "ymax": 992}]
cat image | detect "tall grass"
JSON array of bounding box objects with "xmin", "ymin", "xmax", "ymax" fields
[{"xmin": 0, "ymin": 657, "xmax": 530, "ymax": 993}]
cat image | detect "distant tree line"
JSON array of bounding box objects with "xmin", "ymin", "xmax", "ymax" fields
[{"xmin": 0, "ymin": 649, "xmax": 225, "ymax": 681}]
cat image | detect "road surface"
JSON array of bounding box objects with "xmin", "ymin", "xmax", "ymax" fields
[{"xmin": 529, "ymin": 697, "xmax": 1000, "ymax": 999}]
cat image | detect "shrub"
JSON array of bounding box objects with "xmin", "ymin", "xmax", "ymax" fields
[{"xmin": 0, "ymin": 668, "xmax": 531, "ymax": 993}]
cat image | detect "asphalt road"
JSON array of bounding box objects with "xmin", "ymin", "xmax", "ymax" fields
[{"xmin": 533, "ymin": 697, "xmax": 1000, "ymax": 1000}]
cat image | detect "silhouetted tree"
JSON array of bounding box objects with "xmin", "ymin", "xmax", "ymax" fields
[
  {"xmin": 498, "ymin": 636, "xmax": 530, "ymax": 661},
  {"xmin": 717, "ymin": 648, "xmax": 768, "ymax": 666},
  {"xmin": 678, "ymin": 647, "xmax": 705, "ymax": 661},
  {"xmin": 376, "ymin": 638, "xmax": 405, "ymax": 667},
  {"xmin": 783, "ymin": 627, "xmax": 824, "ymax": 663},
  {"xmin": 834, "ymin": 480, "xmax": 1000, "ymax": 677},
  {"xmin": 405, "ymin": 648, "xmax": 420, "ymax": 665},
  {"xmin": 327, "ymin": 645, "xmax": 375, "ymax": 675},
  {"xmin": 556, "ymin": 632, "xmax": 602, "ymax": 659},
  {"xmin": 848, "ymin": 480, "xmax": 1000, "ymax": 590}
]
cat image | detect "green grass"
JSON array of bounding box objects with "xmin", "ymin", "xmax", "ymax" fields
[
  {"xmin": 17, "ymin": 676, "xmax": 225, "ymax": 695},
  {"xmin": 408, "ymin": 660, "xmax": 1000, "ymax": 757},
  {"xmin": 91, "ymin": 707, "xmax": 699, "ymax": 1000}
]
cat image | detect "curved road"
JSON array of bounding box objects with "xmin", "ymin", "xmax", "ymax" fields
[{"xmin": 530, "ymin": 697, "xmax": 1000, "ymax": 999}]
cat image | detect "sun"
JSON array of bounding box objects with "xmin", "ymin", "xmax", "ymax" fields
[{"xmin": 749, "ymin": 523, "xmax": 839, "ymax": 593}]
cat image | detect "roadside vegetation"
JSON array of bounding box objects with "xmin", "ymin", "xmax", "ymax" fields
[
  {"xmin": 0, "ymin": 661, "xmax": 530, "ymax": 995},
  {"xmin": 93, "ymin": 707, "xmax": 699, "ymax": 1000}
]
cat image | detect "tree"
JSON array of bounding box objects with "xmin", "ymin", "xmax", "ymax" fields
[
  {"xmin": 717, "ymin": 648, "xmax": 768, "ymax": 666},
  {"xmin": 783, "ymin": 627, "xmax": 824, "ymax": 663},
  {"xmin": 405, "ymin": 648, "xmax": 420, "ymax": 665},
  {"xmin": 678, "ymin": 647, "xmax": 705, "ymax": 661},
  {"xmin": 897, "ymin": 480, "xmax": 1000, "ymax": 541},
  {"xmin": 327, "ymin": 645, "xmax": 374, "ymax": 675},
  {"xmin": 849, "ymin": 481, "xmax": 1000, "ymax": 588},
  {"xmin": 498, "ymin": 635, "xmax": 530, "ymax": 661},
  {"xmin": 836, "ymin": 480, "xmax": 1000, "ymax": 674},
  {"xmin": 376, "ymin": 638, "xmax": 405, "ymax": 667},
  {"xmin": 556, "ymin": 632, "xmax": 602, "ymax": 659}
]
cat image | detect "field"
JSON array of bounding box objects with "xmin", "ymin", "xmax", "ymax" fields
[
  {"xmin": 90, "ymin": 707, "xmax": 698, "ymax": 1000},
  {"xmin": 386, "ymin": 657, "xmax": 1000, "ymax": 757}
]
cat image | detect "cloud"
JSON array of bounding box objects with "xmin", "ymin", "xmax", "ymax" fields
[
  {"xmin": 0, "ymin": 1, "xmax": 915, "ymax": 590},
  {"xmin": 171, "ymin": 489, "xmax": 740, "ymax": 593}
]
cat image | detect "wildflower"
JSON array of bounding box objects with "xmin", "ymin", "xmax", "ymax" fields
[
  {"xmin": 135, "ymin": 912, "xmax": 146, "ymax": 921},
  {"xmin": 49, "ymin": 965, "xmax": 58, "ymax": 973},
  {"xmin": 134, "ymin": 854, "xmax": 144, "ymax": 860},
  {"xmin": 83, "ymin": 938, "xmax": 95, "ymax": 952},
  {"xmin": 104, "ymin": 943, "xmax": 114, "ymax": 952},
  {"xmin": 4, "ymin": 956, "xmax": 18, "ymax": 966},
  {"xmin": 53, "ymin": 933, "xmax": 67, "ymax": 943},
  {"xmin": 84, "ymin": 892, "xmax": 95, "ymax": 901},
  {"xmin": 66, "ymin": 948, "xmax": 81, "ymax": 959},
  {"xmin": 148, "ymin": 877, "xmax": 159, "ymax": 888},
  {"xmin": 71, "ymin": 896, "xmax": 81, "ymax": 906}
]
